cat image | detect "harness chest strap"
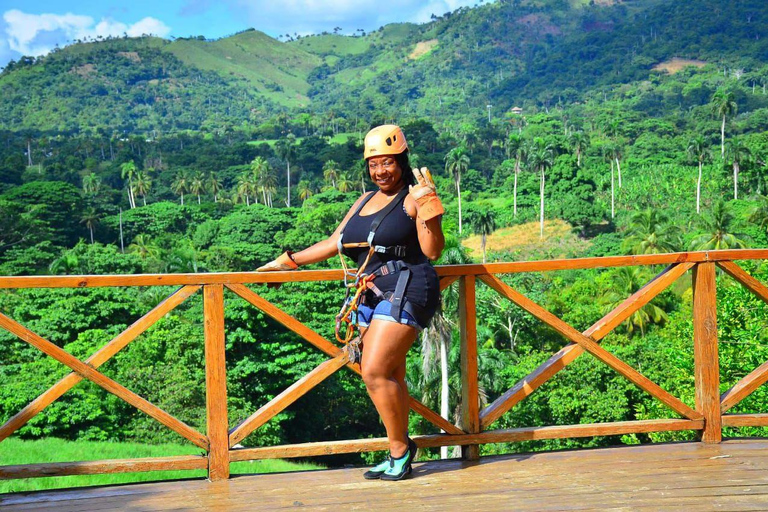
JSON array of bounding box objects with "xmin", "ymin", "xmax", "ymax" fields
[{"xmin": 337, "ymin": 189, "xmax": 411, "ymax": 258}]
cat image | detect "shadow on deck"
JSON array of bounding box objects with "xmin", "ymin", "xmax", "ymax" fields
[{"xmin": 4, "ymin": 439, "xmax": 768, "ymax": 511}]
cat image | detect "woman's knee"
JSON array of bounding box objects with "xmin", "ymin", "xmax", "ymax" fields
[{"xmin": 361, "ymin": 365, "xmax": 393, "ymax": 391}]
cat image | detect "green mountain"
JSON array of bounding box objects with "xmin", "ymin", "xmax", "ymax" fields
[{"xmin": 2, "ymin": 0, "xmax": 768, "ymax": 133}]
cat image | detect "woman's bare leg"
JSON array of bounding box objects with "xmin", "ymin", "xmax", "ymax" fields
[
  {"xmin": 393, "ymin": 362, "xmax": 410, "ymax": 439},
  {"xmin": 360, "ymin": 320, "xmax": 418, "ymax": 458}
]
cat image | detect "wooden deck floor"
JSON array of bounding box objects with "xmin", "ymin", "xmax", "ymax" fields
[{"xmin": 4, "ymin": 439, "xmax": 768, "ymax": 511}]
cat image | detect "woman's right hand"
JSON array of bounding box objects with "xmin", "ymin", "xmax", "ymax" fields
[{"xmin": 256, "ymin": 252, "xmax": 299, "ymax": 272}]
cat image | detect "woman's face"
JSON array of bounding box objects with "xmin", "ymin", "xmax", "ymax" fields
[{"xmin": 367, "ymin": 155, "xmax": 403, "ymax": 193}]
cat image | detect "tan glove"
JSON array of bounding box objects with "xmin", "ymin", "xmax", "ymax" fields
[
  {"xmin": 409, "ymin": 167, "xmax": 444, "ymax": 221},
  {"xmin": 256, "ymin": 251, "xmax": 299, "ymax": 272}
]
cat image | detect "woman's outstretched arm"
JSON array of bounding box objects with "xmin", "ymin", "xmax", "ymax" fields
[{"xmin": 290, "ymin": 192, "xmax": 370, "ymax": 266}]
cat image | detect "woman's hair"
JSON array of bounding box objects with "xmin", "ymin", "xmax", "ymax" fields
[{"xmin": 367, "ymin": 151, "xmax": 415, "ymax": 187}]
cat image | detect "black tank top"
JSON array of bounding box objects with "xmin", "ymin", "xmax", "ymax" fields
[{"xmin": 341, "ymin": 191, "xmax": 439, "ymax": 310}]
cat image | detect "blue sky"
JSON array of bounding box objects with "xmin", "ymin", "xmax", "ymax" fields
[{"xmin": 1, "ymin": 0, "xmax": 482, "ymax": 69}]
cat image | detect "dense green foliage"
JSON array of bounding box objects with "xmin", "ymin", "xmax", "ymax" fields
[{"xmin": 1, "ymin": 0, "xmax": 768, "ymax": 470}]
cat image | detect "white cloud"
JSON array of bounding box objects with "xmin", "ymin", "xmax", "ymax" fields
[{"xmin": 1, "ymin": 9, "xmax": 171, "ymax": 58}]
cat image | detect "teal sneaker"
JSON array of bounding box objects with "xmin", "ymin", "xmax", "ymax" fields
[
  {"xmin": 363, "ymin": 457, "xmax": 392, "ymax": 480},
  {"xmin": 380, "ymin": 438, "xmax": 417, "ymax": 481}
]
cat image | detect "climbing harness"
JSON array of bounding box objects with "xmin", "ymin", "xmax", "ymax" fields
[{"xmin": 334, "ymin": 188, "xmax": 425, "ymax": 363}]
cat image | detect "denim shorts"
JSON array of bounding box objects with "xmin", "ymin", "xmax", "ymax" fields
[{"xmin": 356, "ymin": 300, "xmax": 423, "ymax": 331}]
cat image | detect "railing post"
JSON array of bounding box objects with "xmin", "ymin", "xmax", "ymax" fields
[
  {"xmin": 692, "ymin": 262, "xmax": 722, "ymax": 443},
  {"xmin": 204, "ymin": 284, "xmax": 230, "ymax": 480},
  {"xmin": 459, "ymin": 275, "xmax": 480, "ymax": 460}
]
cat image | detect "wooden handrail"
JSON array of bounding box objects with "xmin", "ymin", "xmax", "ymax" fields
[
  {"xmin": 1, "ymin": 250, "xmax": 768, "ymax": 482},
  {"xmin": 0, "ymin": 249, "xmax": 766, "ymax": 289}
]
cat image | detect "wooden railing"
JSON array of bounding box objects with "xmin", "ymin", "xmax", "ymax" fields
[{"xmin": 1, "ymin": 249, "xmax": 768, "ymax": 481}]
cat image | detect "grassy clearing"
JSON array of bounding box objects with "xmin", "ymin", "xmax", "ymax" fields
[
  {"xmin": 652, "ymin": 58, "xmax": 707, "ymax": 74},
  {"xmin": 166, "ymin": 31, "xmax": 321, "ymax": 107},
  {"xmin": 409, "ymin": 40, "xmax": 439, "ymax": 60},
  {"xmin": 0, "ymin": 438, "xmax": 323, "ymax": 494},
  {"xmin": 290, "ymin": 34, "xmax": 370, "ymax": 57},
  {"xmin": 462, "ymin": 219, "xmax": 587, "ymax": 261},
  {"xmin": 248, "ymin": 132, "xmax": 359, "ymax": 147}
]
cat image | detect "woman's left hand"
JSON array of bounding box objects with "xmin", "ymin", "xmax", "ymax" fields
[{"xmin": 409, "ymin": 167, "xmax": 444, "ymax": 220}]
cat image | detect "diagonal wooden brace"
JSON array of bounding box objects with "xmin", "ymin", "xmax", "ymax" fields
[
  {"xmin": 717, "ymin": 261, "xmax": 768, "ymax": 412},
  {"xmin": 0, "ymin": 310, "xmax": 209, "ymax": 450},
  {"xmin": 0, "ymin": 285, "xmax": 200, "ymax": 442},
  {"xmin": 480, "ymin": 274, "xmax": 702, "ymax": 421},
  {"xmin": 229, "ymin": 352, "xmax": 349, "ymax": 446},
  {"xmin": 480, "ymin": 263, "xmax": 694, "ymax": 428},
  {"xmin": 225, "ymin": 283, "xmax": 465, "ymax": 435}
]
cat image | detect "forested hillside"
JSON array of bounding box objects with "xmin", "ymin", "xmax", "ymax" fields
[{"xmin": 1, "ymin": 0, "xmax": 768, "ymax": 468}]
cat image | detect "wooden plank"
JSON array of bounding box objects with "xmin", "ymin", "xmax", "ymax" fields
[
  {"xmin": 0, "ymin": 311, "xmax": 209, "ymax": 450},
  {"xmin": 721, "ymin": 360, "xmax": 768, "ymax": 413},
  {"xmin": 226, "ymin": 283, "xmax": 344, "ymax": 364},
  {"xmin": 203, "ymin": 284, "xmax": 229, "ymax": 481},
  {"xmin": 0, "ymin": 285, "xmax": 200, "ymax": 442},
  {"xmin": 408, "ymin": 399, "xmax": 465, "ymax": 436},
  {"xmin": 439, "ymin": 276, "xmax": 459, "ymax": 291},
  {"xmin": 434, "ymin": 249, "xmax": 768, "ymax": 277},
  {"xmin": 480, "ymin": 274, "xmax": 702, "ymax": 421},
  {"xmin": 459, "ymin": 276, "xmax": 480, "ymax": 460},
  {"xmin": 718, "ymin": 260, "xmax": 768, "ymax": 304},
  {"xmin": 229, "ymin": 353, "xmax": 349, "ymax": 446},
  {"xmin": 225, "ymin": 283, "xmax": 464, "ymax": 436},
  {"xmin": 693, "ymin": 262, "xmax": 722, "ymax": 443},
  {"xmin": 0, "ymin": 250, "xmax": 766, "ymax": 289},
  {"xmin": 8, "ymin": 439, "xmax": 768, "ymax": 512},
  {"xmin": 722, "ymin": 414, "xmax": 768, "ymax": 427},
  {"xmin": 480, "ymin": 263, "xmax": 693, "ymax": 428},
  {"xmin": 717, "ymin": 262, "xmax": 768, "ymax": 411},
  {"xmin": 586, "ymin": 262, "xmax": 695, "ymax": 339},
  {"xmin": 0, "ymin": 456, "xmax": 207, "ymax": 479},
  {"xmin": 228, "ymin": 419, "xmax": 702, "ymax": 461}
]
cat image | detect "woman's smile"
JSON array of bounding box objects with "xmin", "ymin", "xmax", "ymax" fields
[{"xmin": 368, "ymin": 155, "xmax": 402, "ymax": 191}]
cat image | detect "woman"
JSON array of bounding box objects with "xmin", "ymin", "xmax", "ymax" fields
[{"xmin": 258, "ymin": 125, "xmax": 445, "ymax": 480}]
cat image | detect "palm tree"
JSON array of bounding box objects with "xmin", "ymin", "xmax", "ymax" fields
[
  {"xmin": 133, "ymin": 170, "xmax": 151, "ymax": 206},
  {"xmin": 711, "ymin": 88, "xmax": 737, "ymax": 158},
  {"xmin": 600, "ymin": 267, "xmax": 668, "ymax": 336},
  {"xmin": 322, "ymin": 159, "xmax": 340, "ymax": 189},
  {"xmin": 128, "ymin": 234, "xmax": 161, "ymax": 260},
  {"xmin": 602, "ymin": 143, "xmax": 617, "ymax": 219},
  {"xmin": 80, "ymin": 208, "xmax": 99, "ymax": 244},
  {"xmin": 296, "ymin": 180, "xmax": 313, "ymax": 203},
  {"xmin": 82, "ymin": 173, "xmax": 102, "ymax": 195},
  {"xmin": 526, "ymin": 138, "xmax": 555, "ymax": 238},
  {"xmin": 567, "ymin": 131, "xmax": 589, "ymax": 168},
  {"xmin": 275, "ymin": 133, "xmax": 297, "ymax": 207},
  {"xmin": 250, "ymin": 156, "xmax": 270, "ymax": 202},
  {"xmin": 259, "ymin": 168, "xmax": 278, "ymax": 207},
  {"xmin": 235, "ymin": 173, "xmax": 256, "ymax": 206},
  {"xmin": 337, "ymin": 172, "xmax": 355, "ymax": 193},
  {"xmin": 612, "ymin": 142, "xmax": 624, "ymax": 189},
  {"xmin": 749, "ymin": 195, "xmax": 768, "ymax": 231},
  {"xmin": 171, "ymin": 170, "xmax": 189, "ymax": 205},
  {"xmin": 507, "ymin": 134, "xmax": 527, "ymax": 217},
  {"xmin": 727, "ymin": 138, "xmax": 751, "ymax": 200},
  {"xmin": 468, "ymin": 207, "xmax": 497, "ymax": 263},
  {"xmin": 445, "ymin": 146, "xmax": 470, "ymax": 235},
  {"xmin": 207, "ymin": 173, "xmax": 223, "ymax": 203},
  {"xmin": 49, "ymin": 253, "xmax": 80, "ymax": 275},
  {"xmin": 120, "ymin": 160, "xmax": 137, "ymax": 209},
  {"xmin": 686, "ymin": 136, "xmax": 710, "ymax": 214},
  {"xmin": 622, "ymin": 209, "xmax": 681, "ymax": 254},
  {"xmin": 189, "ymin": 172, "xmax": 205, "ymax": 204},
  {"xmin": 689, "ymin": 200, "xmax": 749, "ymax": 250}
]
